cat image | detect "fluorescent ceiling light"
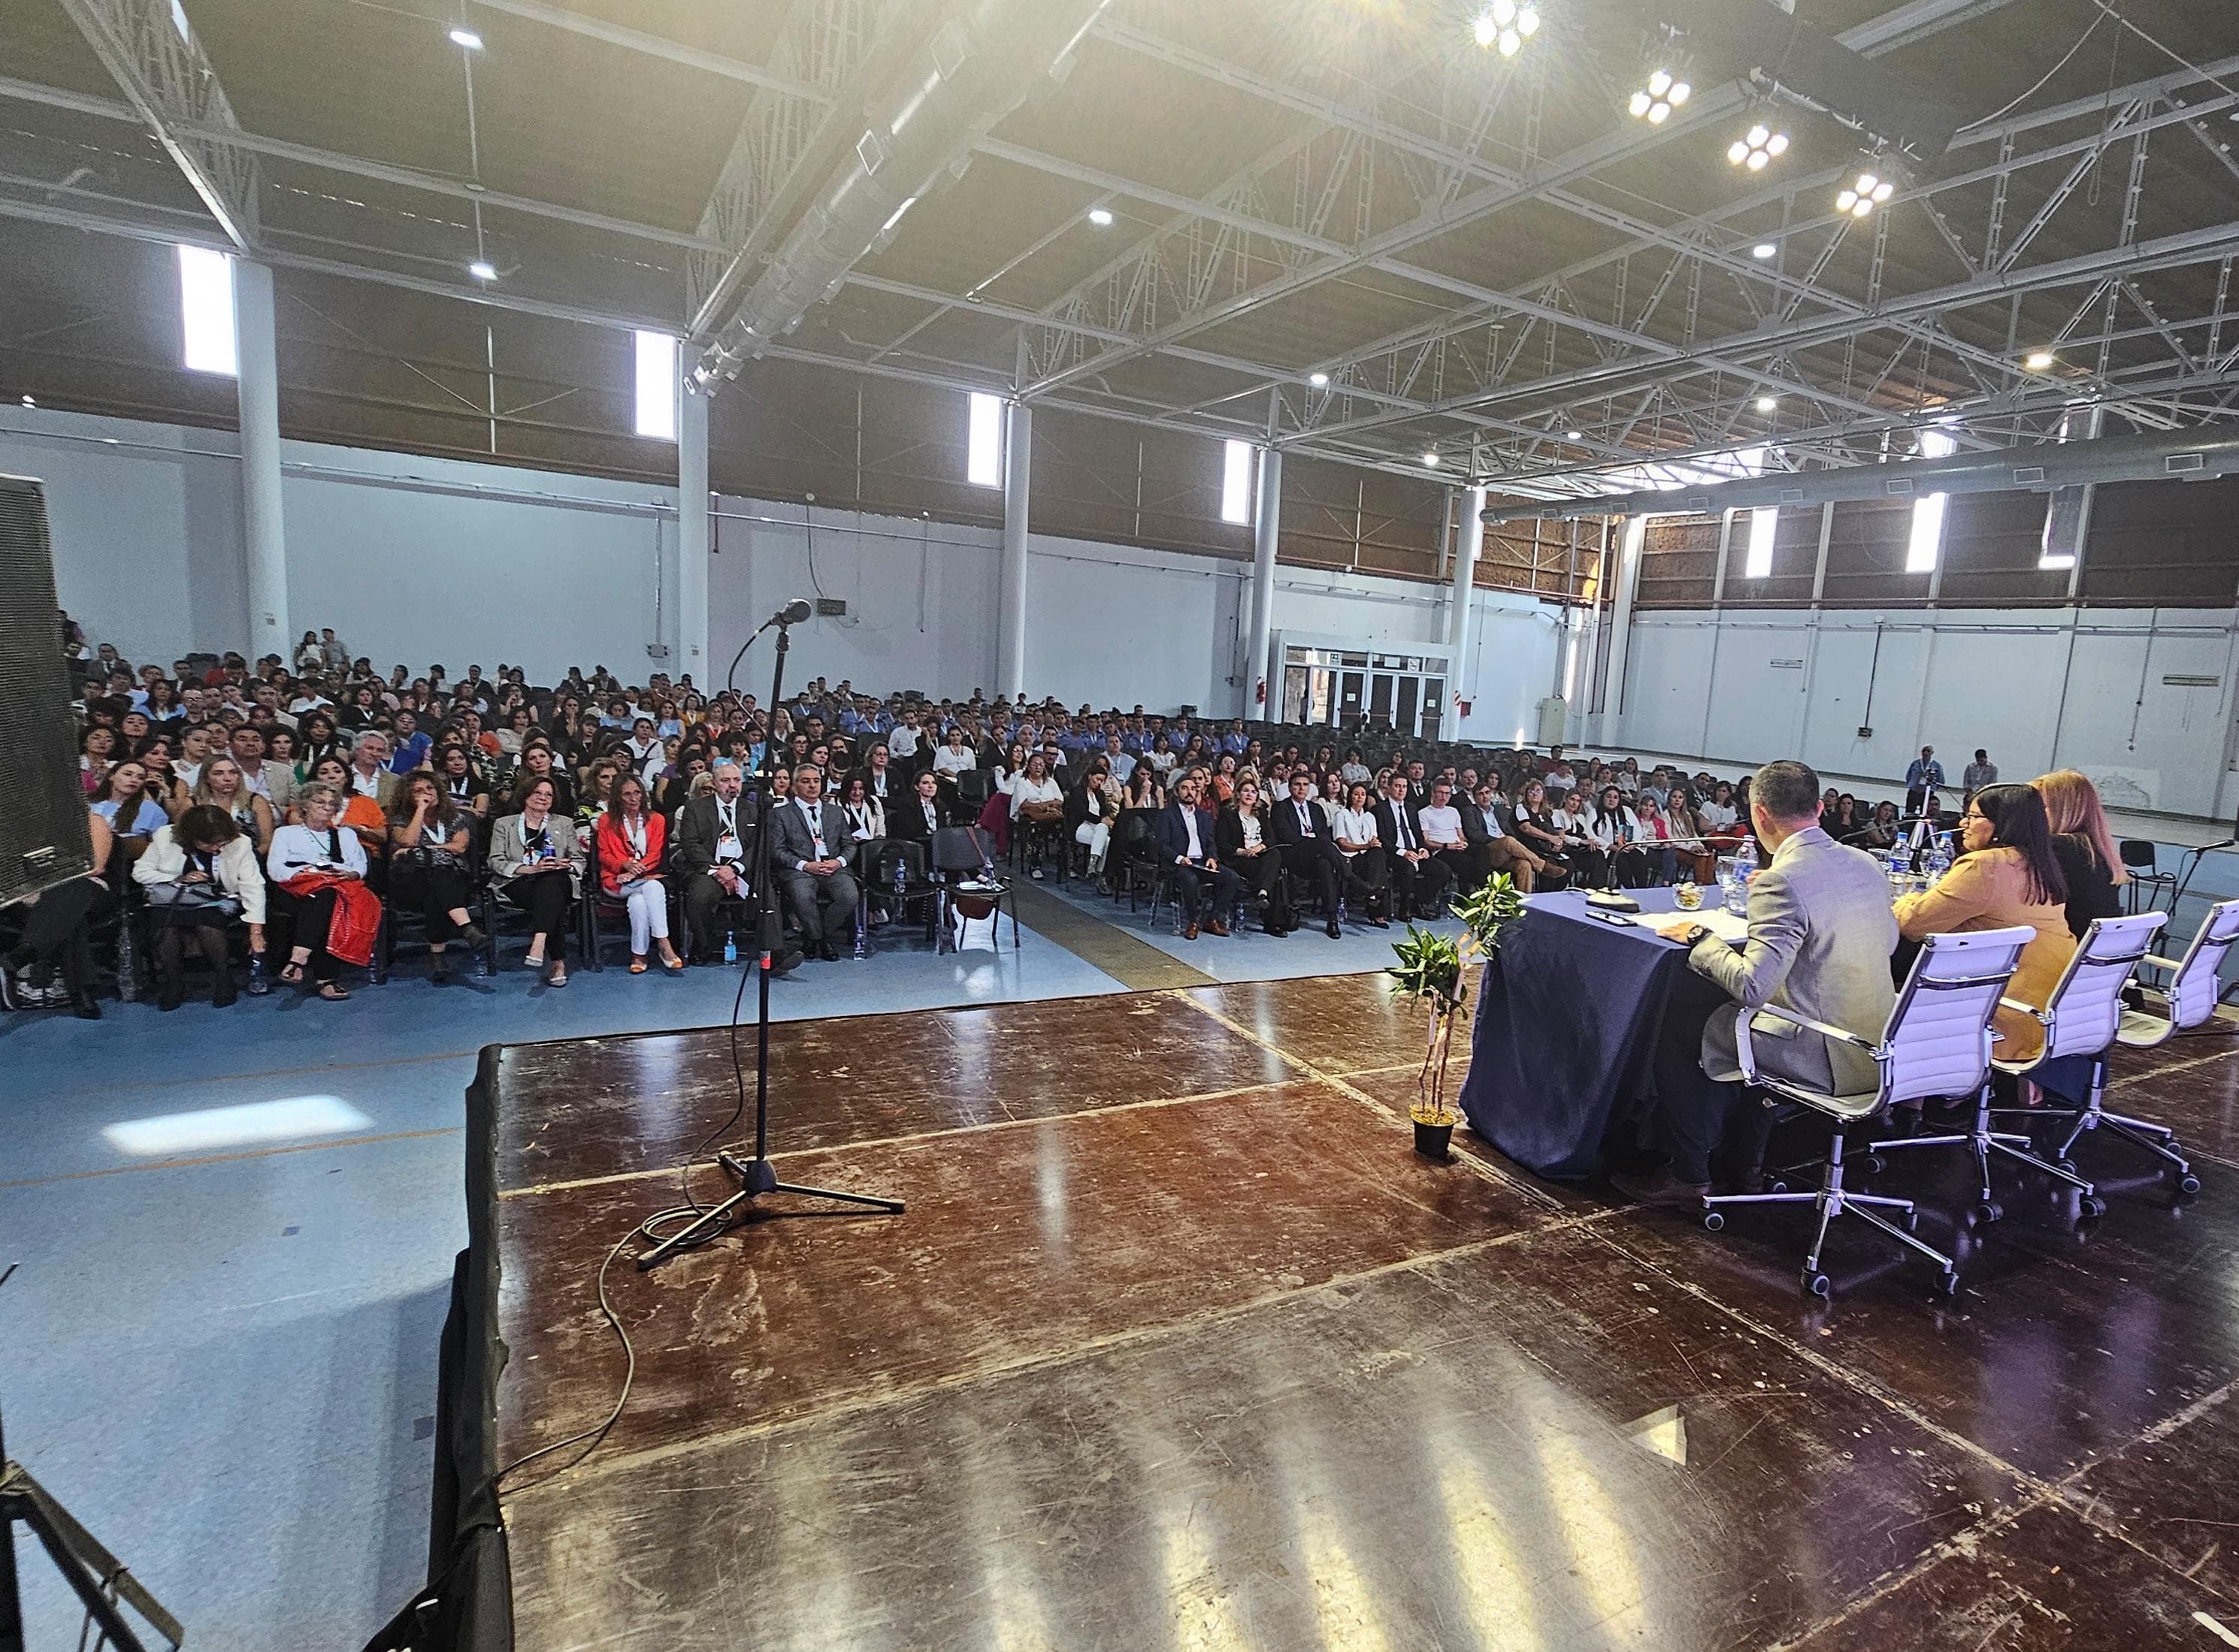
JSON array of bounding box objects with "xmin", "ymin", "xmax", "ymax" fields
[
  {"xmin": 633, "ymin": 329, "xmax": 677, "ymax": 441},
  {"xmin": 104, "ymin": 1094, "xmax": 373, "ymax": 1157},
  {"xmin": 177, "ymin": 244, "xmax": 237, "ymax": 377},
  {"xmin": 2024, "ymin": 349, "xmax": 2056, "ymax": 371},
  {"xmin": 1421, "ymin": 451, "xmax": 1442, "ymax": 467},
  {"xmin": 1754, "ymin": 395, "xmax": 1778, "ymax": 413},
  {"xmin": 468, "ymin": 259, "xmax": 497, "ymax": 281},
  {"xmin": 1751, "ymin": 243, "xmax": 1777, "ymax": 259},
  {"xmin": 1220, "ymin": 439, "xmax": 1254, "ymax": 525},
  {"xmin": 1566, "ymin": 428, "xmax": 1584, "ymax": 441},
  {"xmin": 1087, "ymin": 206, "xmax": 1114, "ymax": 227},
  {"xmin": 449, "ymin": 26, "xmax": 483, "ymax": 48},
  {"xmin": 967, "ymin": 391, "xmax": 1003, "ymax": 488},
  {"xmin": 1308, "ymin": 371, "xmax": 1330, "ymax": 388}
]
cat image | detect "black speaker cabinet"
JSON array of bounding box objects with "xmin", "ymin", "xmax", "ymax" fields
[{"xmin": 0, "ymin": 475, "xmax": 94, "ymax": 906}]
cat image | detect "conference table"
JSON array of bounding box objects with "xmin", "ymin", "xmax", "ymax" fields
[
  {"xmin": 1460, "ymin": 883, "xmax": 2096, "ymax": 1180},
  {"xmin": 1460, "ymin": 887, "xmax": 1732, "ymax": 1178}
]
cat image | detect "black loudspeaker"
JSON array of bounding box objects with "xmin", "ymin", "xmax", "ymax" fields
[{"xmin": 0, "ymin": 476, "xmax": 93, "ymax": 906}]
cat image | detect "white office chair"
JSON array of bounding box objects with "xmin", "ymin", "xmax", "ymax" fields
[
  {"xmin": 1703, "ymin": 925, "xmax": 2035, "ymax": 1299},
  {"xmin": 2037, "ymin": 898, "xmax": 2239, "ymax": 1195},
  {"xmin": 1869, "ymin": 911, "xmax": 2165, "ymax": 1224}
]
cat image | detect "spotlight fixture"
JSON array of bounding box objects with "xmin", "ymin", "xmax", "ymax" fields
[
  {"xmin": 1628, "ymin": 64, "xmax": 1692, "ymax": 125},
  {"xmin": 1726, "ymin": 123, "xmax": 1789, "ymax": 172},
  {"xmin": 2024, "ymin": 349, "xmax": 2056, "ymax": 371},
  {"xmin": 448, "ymin": 26, "xmax": 483, "ymax": 49},
  {"xmin": 1421, "ymin": 451, "xmax": 1442, "ymax": 467},
  {"xmin": 1308, "ymin": 371, "xmax": 1330, "ymax": 388},
  {"xmin": 1086, "ymin": 206, "xmax": 1113, "ymax": 227},
  {"xmin": 1472, "ymin": 0, "xmax": 1539, "ymax": 56},
  {"xmin": 1566, "ymin": 429, "xmax": 1584, "ymax": 441},
  {"xmin": 1835, "ymin": 170, "xmax": 1896, "ymax": 219},
  {"xmin": 1751, "ymin": 242, "xmax": 1778, "ymax": 259},
  {"xmin": 467, "ymin": 259, "xmax": 497, "ymax": 281},
  {"xmin": 1754, "ymin": 395, "xmax": 1778, "ymax": 413}
]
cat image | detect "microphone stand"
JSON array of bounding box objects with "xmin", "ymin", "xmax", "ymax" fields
[{"xmin": 638, "ymin": 614, "xmax": 901, "ymax": 1271}]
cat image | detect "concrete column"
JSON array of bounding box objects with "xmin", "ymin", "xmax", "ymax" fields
[
  {"xmin": 1446, "ymin": 485, "xmax": 1484, "ymax": 718},
  {"xmin": 676, "ymin": 380, "xmax": 710, "ymax": 685},
  {"xmin": 1599, "ymin": 514, "xmax": 1647, "ymax": 747},
  {"xmin": 1244, "ymin": 446, "xmax": 1282, "ymax": 717},
  {"xmin": 996, "ymin": 400, "xmax": 1032, "ymax": 700},
  {"xmin": 232, "ymin": 260, "xmax": 289, "ymax": 662}
]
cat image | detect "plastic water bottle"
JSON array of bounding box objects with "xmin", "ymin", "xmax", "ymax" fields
[
  {"xmin": 1923, "ymin": 833, "xmax": 1953, "ymax": 886},
  {"xmin": 722, "ymin": 929, "xmax": 737, "ymax": 965},
  {"xmin": 1735, "ymin": 837, "xmax": 1757, "ymax": 885}
]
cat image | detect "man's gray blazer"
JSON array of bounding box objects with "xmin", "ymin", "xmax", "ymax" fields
[
  {"xmin": 1687, "ymin": 824, "xmax": 1897, "ymax": 1095},
  {"xmin": 767, "ymin": 797, "xmax": 854, "ymax": 873}
]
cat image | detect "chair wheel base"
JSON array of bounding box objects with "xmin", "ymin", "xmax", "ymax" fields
[
  {"xmin": 1800, "ymin": 1269, "xmax": 1831, "ymax": 1298},
  {"xmin": 2077, "ymin": 1195, "xmax": 2107, "ymax": 1221},
  {"xmin": 1902, "ymin": 1210, "xmax": 1920, "ymax": 1233},
  {"xmin": 1972, "ymin": 1200, "xmax": 2003, "ymax": 1226},
  {"xmin": 1769, "ymin": 1179, "xmax": 1790, "ymax": 1194},
  {"xmin": 1702, "ymin": 1211, "xmax": 1725, "ymax": 1232},
  {"xmin": 1935, "ymin": 1269, "xmax": 1960, "ymax": 1299},
  {"xmin": 1860, "ymin": 1153, "xmax": 1885, "ymax": 1175},
  {"xmin": 2178, "ymin": 1172, "xmax": 2202, "ymax": 1196},
  {"xmin": 2056, "ymin": 1159, "xmax": 2078, "ymax": 1177}
]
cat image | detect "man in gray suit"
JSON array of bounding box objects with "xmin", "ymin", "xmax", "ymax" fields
[
  {"xmin": 1615, "ymin": 759, "xmax": 1897, "ymax": 1204},
  {"xmin": 767, "ymin": 764, "xmax": 858, "ymax": 962}
]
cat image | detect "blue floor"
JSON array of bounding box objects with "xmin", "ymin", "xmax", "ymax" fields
[{"xmin": 6, "ymin": 842, "xmax": 2231, "ymax": 1648}]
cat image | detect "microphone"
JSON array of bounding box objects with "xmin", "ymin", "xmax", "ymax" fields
[{"xmin": 761, "ymin": 598, "xmax": 814, "ymax": 631}]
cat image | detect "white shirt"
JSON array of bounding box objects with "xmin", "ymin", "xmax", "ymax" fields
[
  {"xmin": 713, "ymin": 798, "xmax": 744, "ymax": 866},
  {"xmin": 1418, "ymin": 803, "xmax": 1465, "ymax": 849},
  {"xmin": 236, "ymin": 761, "xmax": 274, "ymax": 800},
  {"xmin": 350, "ymin": 766, "xmax": 385, "ymax": 797},
  {"xmin": 888, "ymin": 725, "xmax": 921, "ymax": 758},
  {"xmin": 268, "ymin": 821, "xmax": 368, "ymax": 882},
  {"xmin": 1239, "ymin": 813, "xmax": 1263, "ymax": 852},
  {"xmin": 1009, "ymin": 776, "xmax": 1062, "ymax": 819},
  {"xmin": 1333, "ymin": 806, "xmax": 1378, "ymax": 853},
  {"xmin": 1181, "ymin": 806, "xmax": 1203, "ymax": 861},
  {"xmin": 932, "ymin": 743, "xmax": 976, "ymax": 776}
]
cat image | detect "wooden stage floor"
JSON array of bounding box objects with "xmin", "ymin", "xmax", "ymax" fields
[{"xmin": 489, "ymin": 973, "xmax": 2239, "ymax": 1651}]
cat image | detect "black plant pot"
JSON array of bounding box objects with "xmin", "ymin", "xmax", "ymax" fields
[{"xmin": 1413, "ymin": 1119, "xmax": 1454, "ymax": 1160}]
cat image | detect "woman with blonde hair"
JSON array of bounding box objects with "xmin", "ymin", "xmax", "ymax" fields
[
  {"xmin": 192, "ymin": 754, "xmax": 277, "ymax": 857},
  {"xmin": 2033, "ymin": 768, "xmax": 2129, "ymax": 939}
]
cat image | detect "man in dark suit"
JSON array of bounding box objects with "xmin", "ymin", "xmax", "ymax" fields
[
  {"xmin": 1267, "ymin": 772, "xmax": 1345, "ymax": 938},
  {"xmin": 1459, "ymin": 780, "xmax": 1545, "ymax": 893},
  {"xmin": 674, "ymin": 759, "xmax": 752, "ymax": 962},
  {"xmin": 1375, "ymin": 772, "xmax": 1451, "ymax": 919},
  {"xmin": 767, "ymin": 764, "xmax": 857, "ymax": 961},
  {"xmin": 1154, "ymin": 773, "xmax": 1241, "ymax": 940}
]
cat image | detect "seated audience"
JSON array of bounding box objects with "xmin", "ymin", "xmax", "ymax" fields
[
  {"xmin": 385, "ymin": 772, "xmax": 488, "ymax": 981},
  {"xmin": 1156, "ymin": 773, "xmax": 1242, "ymax": 940},
  {"xmin": 596, "ymin": 774, "xmax": 684, "ymax": 975},
  {"xmin": 1375, "ymin": 772, "xmax": 1450, "ymax": 920},
  {"xmin": 2033, "ymin": 769, "xmax": 2127, "ymax": 939},
  {"xmin": 1268, "ymin": 771, "xmax": 1346, "ymax": 937},
  {"xmin": 192, "ymin": 755, "xmax": 277, "ymax": 857},
  {"xmin": 134, "ymin": 803, "xmax": 269, "ymax": 1008},
  {"xmin": 1330, "ymin": 780, "xmax": 1390, "ymax": 926},
  {"xmin": 1009, "ymin": 753, "xmax": 1066, "ymax": 878},
  {"xmin": 267, "ymin": 782, "xmax": 378, "ymax": 1001},
  {"xmin": 91, "ymin": 759, "xmax": 170, "ymax": 864},
  {"xmin": 770, "ymin": 764, "xmax": 857, "ymax": 963},
  {"xmin": 490, "ymin": 776, "xmax": 582, "ymax": 985},
  {"xmin": 1218, "ymin": 777, "xmax": 1289, "ymax": 935}
]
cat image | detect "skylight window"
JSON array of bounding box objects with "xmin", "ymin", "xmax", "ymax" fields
[
  {"xmin": 967, "ymin": 392, "xmax": 1003, "ymax": 488},
  {"xmin": 1906, "ymin": 430, "xmax": 1957, "ymax": 574},
  {"xmin": 633, "ymin": 330, "xmax": 677, "ymax": 441},
  {"xmin": 1744, "ymin": 507, "xmax": 1778, "ymax": 578},
  {"xmin": 1220, "ymin": 439, "xmax": 1254, "ymax": 525}
]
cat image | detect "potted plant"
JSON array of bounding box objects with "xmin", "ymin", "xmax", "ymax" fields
[{"xmin": 1385, "ymin": 875, "xmax": 1527, "ymax": 1160}]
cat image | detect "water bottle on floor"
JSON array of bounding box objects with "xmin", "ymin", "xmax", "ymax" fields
[{"xmin": 722, "ymin": 929, "xmax": 737, "ymax": 965}]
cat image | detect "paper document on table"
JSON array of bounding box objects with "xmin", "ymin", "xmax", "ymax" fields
[{"xmin": 1636, "ymin": 908, "xmax": 1750, "ymax": 942}]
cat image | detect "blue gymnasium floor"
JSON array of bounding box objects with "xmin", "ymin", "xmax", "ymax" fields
[{"xmin": 5, "ymin": 843, "xmax": 2235, "ymax": 1649}]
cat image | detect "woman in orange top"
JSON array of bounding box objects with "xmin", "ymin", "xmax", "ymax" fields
[
  {"xmin": 594, "ymin": 774, "xmax": 682, "ymax": 974},
  {"xmin": 1893, "ymin": 783, "xmax": 2074, "ymax": 1064}
]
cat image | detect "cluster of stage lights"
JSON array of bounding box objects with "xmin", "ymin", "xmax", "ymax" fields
[
  {"xmin": 1471, "ymin": 0, "xmax": 1541, "ymax": 58},
  {"xmin": 1628, "ymin": 67, "xmax": 1692, "ymax": 125},
  {"xmin": 1726, "ymin": 123, "xmax": 1788, "ymax": 171},
  {"xmin": 1837, "ymin": 170, "xmax": 1897, "ymax": 219}
]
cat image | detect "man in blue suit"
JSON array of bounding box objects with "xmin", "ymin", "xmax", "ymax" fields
[
  {"xmin": 1267, "ymin": 771, "xmax": 1345, "ymax": 938},
  {"xmin": 1154, "ymin": 772, "xmax": 1242, "ymax": 940}
]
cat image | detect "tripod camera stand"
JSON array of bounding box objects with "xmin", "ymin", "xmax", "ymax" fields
[
  {"xmin": 1, "ymin": 1405, "xmax": 181, "ymax": 1652},
  {"xmin": 637, "ymin": 603, "xmax": 903, "ymax": 1270}
]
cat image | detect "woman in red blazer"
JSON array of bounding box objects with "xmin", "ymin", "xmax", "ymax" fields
[{"xmin": 594, "ymin": 774, "xmax": 683, "ymax": 973}]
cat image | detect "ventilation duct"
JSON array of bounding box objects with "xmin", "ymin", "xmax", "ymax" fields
[
  {"xmin": 693, "ymin": 0, "xmax": 1111, "ymax": 389},
  {"xmin": 1478, "ymin": 424, "xmax": 2239, "ymax": 526}
]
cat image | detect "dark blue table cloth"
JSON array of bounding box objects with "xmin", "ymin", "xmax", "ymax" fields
[{"xmin": 1460, "ymin": 888, "xmax": 1728, "ymax": 1178}]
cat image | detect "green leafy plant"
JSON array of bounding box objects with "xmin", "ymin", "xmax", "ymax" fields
[{"xmin": 1384, "ymin": 873, "xmax": 1531, "ymax": 1130}]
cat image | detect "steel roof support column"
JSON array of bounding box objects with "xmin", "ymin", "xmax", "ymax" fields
[
  {"xmin": 1599, "ymin": 515, "xmax": 1647, "ymax": 749},
  {"xmin": 677, "ymin": 381, "xmax": 710, "ymax": 684},
  {"xmin": 233, "ymin": 259, "xmax": 289, "ymax": 662},
  {"xmin": 1244, "ymin": 446, "xmax": 1283, "ymax": 719},
  {"xmin": 1448, "ymin": 486, "xmax": 1484, "ymax": 727},
  {"xmin": 997, "ymin": 400, "xmax": 1033, "ymax": 701}
]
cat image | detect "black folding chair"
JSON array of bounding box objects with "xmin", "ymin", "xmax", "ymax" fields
[{"xmin": 932, "ymin": 826, "xmax": 1019, "ymax": 952}]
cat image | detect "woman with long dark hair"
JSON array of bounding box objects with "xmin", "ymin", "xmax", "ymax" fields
[
  {"xmin": 1895, "ymin": 782, "xmax": 2074, "ymax": 1062},
  {"xmin": 595, "ymin": 773, "xmax": 682, "ymax": 973},
  {"xmin": 386, "ymin": 770, "xmax": 488, "ymax": 981}
]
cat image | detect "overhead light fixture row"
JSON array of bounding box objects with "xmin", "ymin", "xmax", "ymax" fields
[
  {"xmin": 1836, "ymin": 170, "xmax": 1896, "ymax": 219},
  {"xmin": 449, "ymin": 26, "xmax": 483, "ymax": 49},
  {"xmin": 1726, "ymin": 123, "xmax": 1788, "ymax": 171}
]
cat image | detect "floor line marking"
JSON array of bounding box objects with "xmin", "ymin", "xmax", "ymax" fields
[
  {"xmin": 501, "ymin": 1207, "xmax": 1617, "ymax": 1505},
  {"xmin": 0, "ymin": 1127, "xmax": 464, "ymax": 1190},
  {"xmin": 498, "ymin": 1077, "xmax": 1300, "ymax": 1200},
  {"xmin": 1171, "ymin": 988, "xmax": 1568, "ymax": 1212}
]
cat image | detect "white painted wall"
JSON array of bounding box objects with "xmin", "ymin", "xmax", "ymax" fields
[
  {"xmin": 0, "ymin": 407, "xmax": 1562, "ymax": 738},
  {"xmin": 1616, "ymin": 607, "xmax": 2239, "ymax": 820}
]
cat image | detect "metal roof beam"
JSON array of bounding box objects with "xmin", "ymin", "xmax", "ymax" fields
[{"xmin": 53, "ymin": 0, "xmax": 260, "ymax": 250}]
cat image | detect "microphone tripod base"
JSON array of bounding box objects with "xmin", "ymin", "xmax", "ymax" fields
[{"xmin": 635, "ymin": 1153, "xmax": 905, "ymax": 1271}]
